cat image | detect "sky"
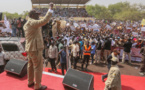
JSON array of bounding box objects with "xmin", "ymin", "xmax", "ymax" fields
[{"xmin": 0, "ymin": 0, "xmax": 145, "ymax": 14}]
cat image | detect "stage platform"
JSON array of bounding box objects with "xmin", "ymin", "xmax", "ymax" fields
[{"xmin": 0, "ymin": 69, "xmax": 145, "ymax": 90}]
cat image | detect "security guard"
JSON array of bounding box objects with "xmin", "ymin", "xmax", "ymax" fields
[
  {"xmin": 104, "ymin": 57, "xmax": 121, "ymax": 90},
  {"xmin": 82, "ymin": 41, "xmax": 91, "ymax": 71}
]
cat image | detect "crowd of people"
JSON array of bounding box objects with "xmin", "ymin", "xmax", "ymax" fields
[
  {"xmin": 41, "ymin": 18, "xmax": 145, "ymax": 90},
  {"xmin": 34, "ymin": 8, "xmax": 90, "ymax": 17},
  {"xmin": 0, "ymin": 17, "xmax": 26, "ymax": 37},
  {"xmin": 41, "ymin": 18, "xmax": 145, "ymax": 76},
  {"xmin": 1, "ymin": 4, "xmax": 145, "ymax": 90}
]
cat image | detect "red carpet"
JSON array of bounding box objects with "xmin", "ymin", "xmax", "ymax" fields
[{"xmin": 0, "ymin": 69, "xmax": 145, "ymax": 90}]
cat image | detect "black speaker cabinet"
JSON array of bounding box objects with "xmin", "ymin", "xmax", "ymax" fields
[
  {"xmin": 63, "ymin": 68, "xmax": 94, "ymax": 90},
  {"xmin": 5, "ymin": 59, "xmax": 28, "ymax": 77}
]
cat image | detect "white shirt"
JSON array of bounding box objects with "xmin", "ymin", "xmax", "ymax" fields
[
  {"xmin": 72, "ymin": 44, "xmax": 79, "ymax": 57},
  {"xmin": 111, "ymin": 40, "xmax": 115, "ymax": 46},
  {"xmin": 48, "ymin": 45, "xmax": 58, "ymax": 59}
]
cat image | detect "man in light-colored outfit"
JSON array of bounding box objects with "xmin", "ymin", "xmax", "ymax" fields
[
  {"xmin": 104, "ymin": 57, "xmax": 121, "ymax": 90},
  {"xmin": 23, "ymin": 3, "xmax": 54, "ymax": 90}
]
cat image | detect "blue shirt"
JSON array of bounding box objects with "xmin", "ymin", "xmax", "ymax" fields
[
  {"xmin": 79, "ymin": 41, "xmax": 83, "ymax": 50},
  {"xmin": 60, "ymin": 50, "xmax": 66, "ymax": 63},
  {"xmin": 91, "ymin": 45, "xmax": 96, "ymax": 54}
]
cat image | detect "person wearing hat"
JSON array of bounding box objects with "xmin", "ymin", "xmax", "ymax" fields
[
  {"xmin": 23, "ymin": 3, "xmax": 54, "ymax": 90},
  {"xmin": 104, "ymin": 56, "xmax": 121, "ymax": 90},
  {"xmin": 102, "ymin": 49, "xmax": 119, "ymax": 82}
]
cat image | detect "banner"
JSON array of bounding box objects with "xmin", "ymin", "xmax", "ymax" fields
[
  {"xmin": 81, "ymin": 24, "xmax": 86, "ymax": 28},
  {"xmin": 118, "ymin": 48, "xmax": 142, "ymax": 62},
  {"xmin": 141, "ymin": 27, "xmax": 145, "ymax": 31},
  {"xmin": 132, "ymin": 32, "xmax": 138, "ymax": 37},
  {"xmin": 131, "ymin": 48, "xmax": 142, "ymax": 58},
  {"xmin": 126, "ymin": 28, "xmax": 132, "ymax": 33},
  {"xmin": 73, "ymin": 22, "xmax": 79, "ymax": 28}
]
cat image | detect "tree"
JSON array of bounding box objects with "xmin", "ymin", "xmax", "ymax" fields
[
  {"xmin": 86, "ymin": 4, "xmax": 112, "ymax": 19},
  {"xmin": 86, "ymin": 2, "xmax": 145, "ymax": 21}
]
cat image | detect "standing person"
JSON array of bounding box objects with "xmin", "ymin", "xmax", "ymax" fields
[
  {"xmin": 23, "ymin": 3, "xmax": 54, "ymax": 90},
  {"xmin": 82, "ymin": 42, "xmax": 91, "ymax": 71},
  {"xmin": 139, "ymin": 46, "xmax": 145, "ymax": 76},
  {"xmin": 91, "ymin": 41, "xmax": 96, "ymax": 64},
  {"xmin": 111, "ymin": 38, "xmax": 116, "ymax": 52},
  {"xmin": 104, "ymin": 57, "xmax": 121, "ymax": 90},
  {"xmin": 48, "ymin": 41, "xmax": 58, "ymax": 72},
  {"xmin": 22, "ymin": 19, "xmax": 27, "ymax": 37},
  {"xmin": 58, "ymin": 40, "xmax": 64, "ymax": 52},
  {"xmin": 96, "ymin": 38, "xmax": 102, "ymax": 63},
  {"xmin": 79, "ymin": 38, "xmax": 83, "ymax": 60},
  {"xmin": 102, "ymin": 49, "xmax": 119, "ymax": 82},
  {"xmin": 56, "ymin": 39, "xmax": 64, "ymax": 65},
  {"xmin": 48, "ymin": 19, "xmax": 53, "ymax": 37},
  {"xmin": 72, "ymin": 41, "xmax": 79, "ymax": 69},
  {"xmin": 0, "ymin": 48, "xmax": 4, "ymax": 73},
  {"xmin": 103, "ymin": 37, "xmax": 111, "ymax": 63},
  {"xmin": 122, "ymin": 39, "xmax": 132, "ymax": 64},
  {"xmin": 59, "ymin": 46, "xmax": 67, "ymax": 75},
  {"xmin": 17, "ymin": 17, "xmax": 22, "ymax": 37},
  {"xmin": 11, "ymin": 18, "xmax": 17, "ymax": 37}
]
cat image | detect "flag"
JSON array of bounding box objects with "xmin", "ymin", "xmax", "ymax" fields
[{"xmin": 4, "ymin": 15, "xmax": 10, "ymax": 29}]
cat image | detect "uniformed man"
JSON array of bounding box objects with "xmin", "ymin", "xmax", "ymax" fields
[
  {"xmin": 23, "ymin": 3, "xmax": 54, "ymax": 90},
  {"xmin": 139, "ymin": 46, "xmax": 145, "ymax": 76},
  {"xmin": 104, "ymin": 57, "xmax": 121, "ymax": 90}
]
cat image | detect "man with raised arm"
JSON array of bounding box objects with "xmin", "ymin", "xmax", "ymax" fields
[{"xmin": 23, "ymin": 3, "xmax": 54, "ymax": 90}]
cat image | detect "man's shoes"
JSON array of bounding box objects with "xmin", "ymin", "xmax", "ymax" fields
[
  {"xmin": 139, "ymin": 72, "xmax": 145, "ymax": 76},
  {"xmin": 49, "ymin": 69, "xmax": 53, "ymax": 72},
  {"xmin": 55, "ymin": 70, "xmax": 57, "ymax": 73},
  {"xmin": 101, "ymin": 76, "xmax": 104, "ymax": 82},
  {"xmin": 28, "ymin": 82, "xmax": 34, "ymax": 87},
  {"xmin": 35, "ymin": 85, "xmax": 47, "ymax": 90}
]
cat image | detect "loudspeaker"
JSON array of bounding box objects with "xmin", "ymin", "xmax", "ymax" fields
[
  {"xmin": 0, "ymin": 12, "xmax": 2, "ymax": 21},
  {"xmin": 5, "ymin": 59, "xmax": 28, "ymax": 77},
  {"xmin": 63, "ymin": 68, "xmax": 94, "ymax": 90}
]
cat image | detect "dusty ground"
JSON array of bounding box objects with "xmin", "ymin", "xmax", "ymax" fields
[{"xmin": 46, "ymin": 60, "xmax": 144, "ymax": 77}]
